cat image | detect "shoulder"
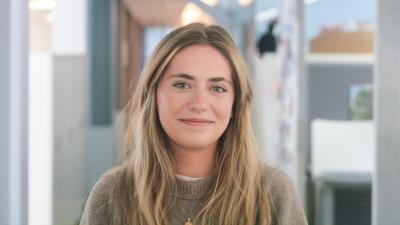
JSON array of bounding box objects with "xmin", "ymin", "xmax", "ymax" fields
[
  {"xmin": 261, "ymin": 165, "xmax": 297, "ymax": 209},
  {"xmin": 262, "ymin": 165, "xmax": 292, "ymax": 189},
  {"xmin": 90, "ymin": 169, "xmax": 118, "ymax": 198},
  {"xmin": 260, "ymin": 164, "xmax": 308, "ymax": 225},
  {"xmin": 80, "ymin": 168, "xmax": 119, "ymax": 225}
]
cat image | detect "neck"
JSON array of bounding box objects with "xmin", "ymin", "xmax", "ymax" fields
[{"xmin": 172, "ymin": 144, "xmax": 216, "ymax": 178}]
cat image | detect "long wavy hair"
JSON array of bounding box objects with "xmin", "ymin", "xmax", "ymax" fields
[{"xmin": 108, "ymin": 23, "xmax": 271, "ymax": 225}]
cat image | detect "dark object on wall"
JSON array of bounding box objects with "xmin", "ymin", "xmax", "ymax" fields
[
  {"xmin": 349, "ymin": 84, "xmax": 373, "ymax": 120},
  {"xmin": 257, "ymin": 19, "xmax": 278, "ymax": 56}
]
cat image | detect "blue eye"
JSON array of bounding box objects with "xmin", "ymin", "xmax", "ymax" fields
[
  {"xmin": 173, "ymin": 82, "xmax": 190, "ymax": 89},
  {"xmin": 212, "ymin": 86, "xmax": 227, "ymax": 93}
]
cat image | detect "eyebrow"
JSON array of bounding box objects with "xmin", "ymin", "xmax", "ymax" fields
[{"xmin": 169, "ymin": 73, "xmax": 233, "ymax": 85}]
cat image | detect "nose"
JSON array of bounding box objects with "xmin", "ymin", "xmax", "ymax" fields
[{"xmin": 188, "ymin": 88, "xmax": 208, "ymax": 113}]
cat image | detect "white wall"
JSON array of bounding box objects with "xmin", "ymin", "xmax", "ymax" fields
[
  {"xmin": 253, "ymin": 54, "xmax": 280, "ymax": 165},
  {"xmin": 29, "ymin": 54, "xmax": 53, "ymax": 225},
  {"xmin": 53, "ymin": 55, "xmax": 90, "ymax": 225},
  {"xmin": 311, "ymin": 120, "xmax": 374, "ymax": 176},
  {"xmin": 373, "ymin": 0, "xmax": 400, "ymax": 224},
  {"xmin": 51, "ymin": 1, "xmax": 91, "ymax": 225}
]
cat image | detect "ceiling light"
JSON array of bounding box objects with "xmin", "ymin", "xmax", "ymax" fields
[
  {"xmin": 202, "ymin": 0, "xmax": 218, "ymax": 7},
  {"xmin": 29, "ymin": 0, "xmax": 55, "ymax": 11},
  {"xmin": 181, "ymin": 3, "xmax": 215, "ymax": 26},
  {"xmin": 181, "ymin": 3, "xmax": 203, "ymax": 26},
  {"xmin": 239, "ymin": 0, "xmax": 253, "ymax": 6}
]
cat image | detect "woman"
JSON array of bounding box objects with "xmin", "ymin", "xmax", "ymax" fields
[{"xmin": 80, "ymin": 23, "xmax": 307, "ymax": 225}]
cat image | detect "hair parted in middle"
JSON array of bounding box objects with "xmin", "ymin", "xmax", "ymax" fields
[{"xmin": 108, "ymin": 23, "xmax": 272, "ymax": 225}]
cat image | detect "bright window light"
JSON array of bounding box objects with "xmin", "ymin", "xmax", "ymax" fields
[
  {"xmin": 29, "ymin": 0, "xmax": 55, "ymax": 11},
  {"xmin": 256, "ymin": 8, "xmax": 278, "ymax": 22},
  {"xmin": 256, "ymin": 0, "xmax": 321, "ymax": 22}
]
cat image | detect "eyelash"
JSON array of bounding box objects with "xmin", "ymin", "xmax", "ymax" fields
[
  {"xmin": 173, "ymin": 81, "xmax": 191, "ymax": 89},
  {"xmin": 172, "ymin": 81, "xmax": 227, "ymax": 93},
  {"xmin": 211, "ymin": 86, "xmax": 227, "ymax": 93}
]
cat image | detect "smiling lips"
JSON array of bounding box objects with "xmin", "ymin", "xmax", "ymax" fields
[{"xmin": 179, "ymin": 118, "xmax": 214, "ymax": 126}]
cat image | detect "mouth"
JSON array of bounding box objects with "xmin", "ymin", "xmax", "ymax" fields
[{"xmin": 178, "ymin": 118, "xmax": 214, "ymax": 126}]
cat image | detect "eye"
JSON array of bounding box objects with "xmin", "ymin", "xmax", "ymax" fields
[
  {"xmin": 173, "ymin": 81, "xmax": 191, "ymax": 89},
  {"xmin": 211, "ymin": 86, "xmax": 227, "ymax": 93}
]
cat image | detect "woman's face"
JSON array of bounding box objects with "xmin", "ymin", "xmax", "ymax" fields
[{"xmin": 156, "ymin": 44, "xmax": 234, "ymax": 152}]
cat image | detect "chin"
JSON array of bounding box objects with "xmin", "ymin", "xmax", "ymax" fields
[{"xmin": 173, "ymin": 136, "xmax": 218, "ymax": 151}]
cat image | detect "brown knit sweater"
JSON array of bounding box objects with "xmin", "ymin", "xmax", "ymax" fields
[{"xmin": 80, "ymin": 165, "xmax": 308, "ymax": 225}]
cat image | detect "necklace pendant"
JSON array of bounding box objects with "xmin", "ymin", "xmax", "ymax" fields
[{"xmin": 184, "ymin": 218, "xmax": 193, "ymax": 225}]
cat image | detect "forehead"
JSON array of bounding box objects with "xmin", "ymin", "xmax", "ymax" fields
[{"xmin": 164, "ymin": 44, "xmax": 232, "ymax": 81}]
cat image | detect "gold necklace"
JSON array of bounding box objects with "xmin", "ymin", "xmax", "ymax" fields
[
  {"xmin": 181, "ymin": 206, "xmax": 194, "ymax": 225},
  {"xmin": 184, "ymin": 218, "xmax": 193, "ymax": 225}
]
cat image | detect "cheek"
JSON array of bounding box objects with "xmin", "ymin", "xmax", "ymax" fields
[
  {"xmin": 156, "ymin": 93, "xmax": 166, "ymax": 116},
  {"xmin": 157, "ymin": 91, "xmax": 185, "ymax": 128},
  {"xmin": 157, "ymin": 94, "xmax": 171, "ymax": 127},
  {"xmin": 158, "ymin": 92, "xmax": 178, "ymax": 115},
  {"xmin": 211, "ymin": 104, "xmax": 233, "ymax": 136},
  {"xmin": 216, "ymin": 96, "xmax": 234, "ymax": 120}
]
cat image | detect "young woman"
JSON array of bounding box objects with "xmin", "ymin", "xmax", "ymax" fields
[{"xmin": 80, "ymin": 23, "xmax": 307, "ymax": 225}]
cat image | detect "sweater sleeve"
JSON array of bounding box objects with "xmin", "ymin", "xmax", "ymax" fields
[
  {"xmin": 266, "ymin": 167, "xmax": 308, "ymax": 225},
  {"xmin": 80, "ymin": 173, "xmax": 114, "ymax": 225}
]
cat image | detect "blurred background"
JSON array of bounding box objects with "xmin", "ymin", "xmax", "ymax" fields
[{"xmin": 1, "ymin": 0, "xmax": 400, "ymax": 225}]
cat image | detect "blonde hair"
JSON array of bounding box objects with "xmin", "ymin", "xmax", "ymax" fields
[{"xmin": 109, "ymin": 23, "xmax": 271, "ymax": 225}]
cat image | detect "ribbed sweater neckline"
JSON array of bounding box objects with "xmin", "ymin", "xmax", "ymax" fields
[{"xmin": 172, "ymin": 175, "xmax": 215, "ymax": 200}]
